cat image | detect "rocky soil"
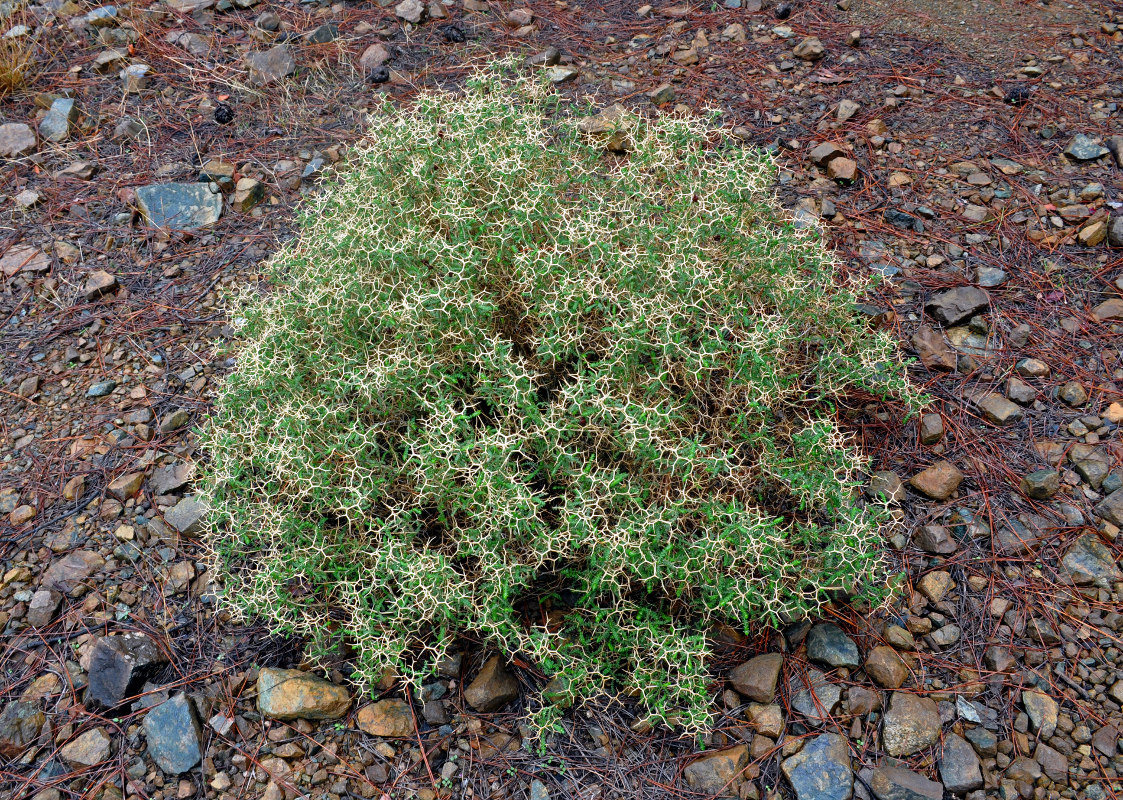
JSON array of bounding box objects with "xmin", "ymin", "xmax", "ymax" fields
[{"xmin": 2, "ymin": 0, "xmax": 1123, "ymax": 798}]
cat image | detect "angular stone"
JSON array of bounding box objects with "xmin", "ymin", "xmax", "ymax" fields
[
  {"xmin": 107, "ymin": 471, "xmax": 144, "ymax": 501},
  {"xmin": 747, "ymin": 702, "xmax": 785, "ymax": 738},
  {"xmin": 1063, "ymin": 133, "xmax": 1109, "ymax": 161},
  {"xmin": 918, "ymin": 413, "xmax": 943, "ymax": 444},
  {"xmin": 144, "ymin": 694, "xmax": 202, "ymax": 774},
  {"xmin": 0, "ymin": 245, "xmax": 50, "ymax": 278},
  {"xmin": 1020, "ymin": 469, "xmax": 1059, "ymax": 499},
  {"xmin": 1034, "ymin": 741, "xmax": 1068, "ymax": 784},
  {"xmin": 1005, "ymin": 756, "xmax": 1042, "ymax": 783},
  {"xmin": 807, "ymin": 624, "xmax": 860, "ymax": 668},
  {"xmin": 307, "ymin": 23, "xmax": 338, "ymax": 43},
  {"xmin": 1006, "ymin": 376, "xmax": 1036, "ymax": 405},
  {"xmin": 1096, "ymin": 489, "xmax": 1123, "ymax": 527},
  {"xmin": 356, "ymin": 699, "xmax": 414, "ymax": 737},
  {"xmin": 1021, "ymin": 689, "xmax": 1057, "ymax": 739},
  {"xmin": 1057, "ymin": 380, "xmax": 1087, "ymax": 407},
  {"xmin": 793, "ymin": 36, "xmax": 825, "ymax": 60},
  {"xmin": 39, "ymin": 98, "xmax": 77, "ymax": 143},
  {"xmin": 827, "ymin": 157, "xmax": 858, "ymax": 182},
  {"xmin": 925, "ymin": 287, "xmax": 989, "ymax": 327},
  {"xmin": 27, "ymin": 588, "xmax": 62, "ymax": 627},
  {"xmin": 913, "ymin": 525, "xmax": 955, "ymax": 554},
  {"xmin": 1092, "ymin": 298, "xmax": 1123, "ymax": 321},
  {"xmin": 86, "ymin": 633, "xmax": 169, "ymax": 710},
  {"xmin": 396, "ymin": 0, "xmax": 426, "ymax": 23},
  {"xmin": 683, "ymin": 744, "xmax": 749, "ymax": 795},
  {"xmin": 917, "ymin": 570, "xmax": 953, "ymax": 603},
  {"xmin": 809, "ymin": 141, "xmax": 845, "ymax": 166},
  {"xmin": 882, "ymin": 692, "xmax": 940, "ymax": 756},
  {"xmin": 1109, "ymin": 216, "xmax": 1123, "ymax": 248},
  {"xmin": 60, "ymin": 726, "xmax": 113, "ymax": 766},
  {"xmin": 868, "ymin": 471, "xmax": 905, "ymax": 504},
  {"xmin": 911, "ymin": 326, "xmax": 957, "ymax": 371},
  {"xmin": 909, "ymin": 461, "xmax": 963, "ymax": 500},
  {"xmin": 870, "ymin": 766, "xmax": 942, "ymax": 800},
  {"xmin": 159, "ymin": 408, "xmax": 191, "ymax": 433},
  {"xmin": 245, "ymin": 44, "xmax": 296, "ymax": 86},
  {"xmin": 791, "ymin": 669, "xmax": 842, "ymax": 726},
  {"xmin": 151, "ymin": 462, "xmax": 195, "ymax": 496},
  {"xmin": 865, "ymin": 646, "xmax": 907, "ymax": 689},
  {"xmin": 0, "ymin": 122, "xmax": 37, "ymax": 158},
  {"xmin": 781, "ymin": 733, "xmax": 853, "ymax": 800},
  {"xmin": 257, "ymin": 668, "xmax": 350, "ymax": 720},
  {"xmin": 233, "ymin": 178, "xmax": 264, "ymax": 212},
  {"xmin": 729, "ymin": 653, "xmax": 783, "ymax": 703},
  {"xmin": 359, "ymin": 43, "xmax": 390, "ymax": 72},
  {"xmin": 464, "ymin": 656, "xmax": 519, "ymax": 712},
  {"xmin": 973, "ymin": 392, "xmax": 1023, "ymax": 426},
  {"xmin": 136, "ymin": 183, "xmax": 223, "ymax": 229},
  {"xmin": 41, "ymin": 550, "xmax": 105, "ymax": 594},
  {"xmin": 939, "ymin": 733, "xmax": 983, "ymax": 793},
  {"xmin": 164, "ymin": 496, "xmax": 208, "ymax": 535},
  {"xmin": 85, "ymin": 270, "xmax": 118, "ymax": 299},
  {"xmin": 0, "ymin": 701, "xmax": 47, "ymax": 758},
  {"xmin": 1061, "ymin": 535, "xmax": 1122, "ymax": 589}
]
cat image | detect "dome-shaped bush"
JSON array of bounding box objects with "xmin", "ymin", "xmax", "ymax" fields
[{"xmin": 200, "ymin": 64, "xmax": 920, "ymax": 733}]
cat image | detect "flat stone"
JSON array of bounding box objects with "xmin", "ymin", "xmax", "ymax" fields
[
  {"xmin": 865, "ymin": 646, "xmax": 908, "ymax": 689},
  {"xmin": 809, "ymin": 141, "xmax": 845, "ymax": 166},
  {"xmin": 151, "ymin": 462, "xmax": 194, "ymax": 495},
  {"xmin": 164, "ymin": 496, "xmax": 208, "ymax": 535},
  {"xmin": 306, "ymin": 23, "xmax": 338, "ymax": 43},
  {"xmin": 85, "ymin": 270, "xmax": 118, "ymax": 299},
  {"xmin": 791, "ymin": 669, "xmax": 842, "ymax": 726},
  {"xmin": 160, "ymin": 408, "xmax": 191, "ymax": 433},
  {"xmin": 0, "ymin": 701, "xmax": 47, "ymax": 758},
  {"xmin": 86, "ymin": 633, "xmax": 168, "ymax": 710},
  {"xmin": 245, "ymin": 44, "xmax": 296, "ymax": 86},
  {"xmin": 925, "ymin": 287, "xmax": 989, "ymax": 327},
  {"xmin": 464, "ymin": 656, "xmax": 519, "ymax": 712},
  {"xmin": 0, "ymin": 122, "xmax": 37, "ymax": 158},
  {"xmin": 683, "ymin": 744, "xmax": 749, "ymax": 795},
  {"xmin": 257, "ymin": 668, "xmax": 350, "ymax": 720},
  {"xmin": 793, "ymin": 36, "xmax": 825, "ymax": 60},
  {"xmin": 918, "ymin": 413, "xmax": 943, "ymax": 444},
  {"xmin": 909, "ymin": 461, "xmax": 963, "ymax": 500},
  {"xmin": 806, "ymin": 624, "xmax": 860, "ymax": 668},
  {"xmin": 729, "ymin": 653, "xmax": 783, "ymax": 703},
  {"xmin": 781, "ymin": 733, "xmax": 853, "ymax": 800},
  {"xmin": 1061, "ymin": 535, "xmax": 1122, "ymax": 589},
  {"xmin": 911, "ymin": 326, "xmax": 957, "ymax": 371},
  {"xmin": 869, "ymin": 766, "xmax": 942, "ymax": 800},
  {"xmin": 144, "ymin": 694, "xmax": 202, "ymax": 774},
  {"xmin": 0, "ymin": 245, "xmax": 51, "ymax": 278},
  {"xmin": 41, "ymin": 550, "xmax": 105, "ymax": 594},
  {"xmin": 882, "ymin": 692, "xmax": 940, "ymax": 756},
  {"xmin": 827, "ymin": 157, "xmax": 858, "ymax": 182},
  {"xmin": 1064, "ymin": 133, "xmax": 1109, "ymax": 161},
  {"xmin": 973, "ymin": 392, "xmax": 1022, "ymax": 426},
  {"xmin": 86, "ymin": 380, "xmax": 117, "ymax": 398},
  {"xmin": 1021, "ymin": 689, "xmax": 1058, "ymax": 739},
  {"xmin": 107, "ymin": 471, "xmax": 144, "ymax": 501},
  {"xmin": 1092, "ymin": 298, "xmax": 1123, "ymax": 321},
  {"xmin": 137, "ymin": 183, "xmax": 223, "ymax": 229},
  {"xmin": 1034, "ymin": 742, "xmax": 1068, "ymax": 784},
  {"xmin": 939, "ymin": 732, "xmax": 983, "ymax": 793},
  {"xmin": 395, "ymin": 0, "xmax": 425, "ymax": 23},
  {"xmin": 60, "ymin": 726, "xmax": 112, "ymax": 766},
  {"xmin": 356, "ymin": 699, "xmax": 414, "ymax": 737}
]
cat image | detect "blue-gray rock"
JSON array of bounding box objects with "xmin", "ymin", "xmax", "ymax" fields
[
  {"xmin": 1061, "ymin": 535, "xmax": 1123, "ymax": 589},
  {"xmin": 791, "ymin": 668, "xmax": 842, "ymax": 726},
  {"xmin": 39, "ymin": 98, "xmax": 78, "ymax": 143},
  {"xmin": 782, "ymin": 733, "xmax": 853, "ymax": 800},
  {"xmin": 164, "ymin": 496, "xmax": 208, "ymax": 535},
  {"xmin": 1064, "ymin": 134, "xmax": 1109, "ymax": 162},
  {"xmin": 1094, "ymin": 488, "xmax": 1123, "ymax": 527},
  {"xmin": 85, "ymin": 633, "xmax": 169, "ymax": 710},
  {"xmin": 869, "ymin": 766, "xmax": 942, "ymax": 800},
  {"xmin": 806, "ymin": 623, "xmax": 860, "ymax": 668},
  {"xmin": 307, "ymin": 23, "xmax": 338, "ymax": 43},
  {"xmin": 87, "ymin": 380, "xmax": 117, "ymax": 398},
  {"xmin": 924, "ymin": 286, "xmax": 989, "ymax": 327},
  {"xmin": 136, "ymin": 183, "xmax": 223, "ymax": 229},
  {"xmin": 144, "ymin": 694, "xmax": 202, "ymax": 774},
  {"xmin": 939, "ymin": 733, "xmax": 983, "ymax": 793}
]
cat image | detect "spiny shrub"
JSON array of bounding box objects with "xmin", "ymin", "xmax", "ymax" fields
[{"xmin": 200, "ymin": 64, "xmax": 921, "ymax": 733}]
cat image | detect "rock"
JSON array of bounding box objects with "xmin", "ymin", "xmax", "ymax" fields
[
  {"xmin": 136, "ymin": 183, "xmax": 223, "ymax": 229},
  {"xmin": 27, "ymin": 588, "xmax": 62, "ymax": 627},
  {"xmin": 85, "ymin": 270, "xmax": 118, "ymax": 299},
  {"xmin": 1006, "ymin": 376, "xmax": 1036, "ymax": 405},
  {"xmin": 359, "ymin": 43, "xmax": 390, "ymax": 72},
  {"xmin": 836, "ymin": 98, "xmax": 859, "ymax": 122},
  {"xmin": 1033, "ymin": 742, "xmax": 1068, "ymax": 783},
  {"xmin": 917, "ymin": 570, "xmax": 953, "ymax": 603},
  {"xmin": 233, "ymin": 178, "xmax": 264, "ymax": 212},
  {"xmin": 1092, "ymin": 724, "xmax": 1121, "ymax": 757},
  {"xmin": 0, "ymin": 701, "xmax": 47, "ymax": 758},
  {"xmin": 1109, "ymin": 216, "xmax": 1123, "ymax": 248},
  {"xmin": 245, "ymin": 44, "xmax": 297, "ymax": 86},
  {"xmin": 747, "ymin": 702, "xmax": 785, "ymax": 738},
  {"xmin": 827, "ymin": 157, "xmax": 858, "ymax": 182},
  {"xmin": 909, "ymin": 461, "xmax": 963, "ymax": 500},
  {"xmin": 166, "ymin": 0, "xmax": 214, "ymax": 10},
  {"xmin": 1095, "ymin": 489, "xmax": 1123, "ymax": 526},
  {"xmin": 41, "ymin": 550, "xmax": 105, "ymax": 594},
  {"xmin": 1092, "ymin": 298, "xmax": 1123, "ymax": 321},
  {"xmin": 973, "ymin": 392, "xmax": 1022, "ymax": 426},
  {"xmin": 911, "ymin": 326, "xmax": 957, "ymax": 371},
  {"xmin": 1020, "ymin": 470, "xmax": 1059, "ymax": 499},
  {"xmin": 913, "ymin": 525, "xmax": 955, "ymax": 554},
  {"xmin": 882, "ymin": 692, "xmax": 940, "ymax": 756},
  {"xmin": 869, "ymin": 766, "xmax": 942, "ymax": 800},
  {"xmin": 122, "ymin": 64, "xmax": 151, "ymax": 92},
  {"xmin": 160, "ymin": 408, "xmax": 191, "ymax": 433},
  {"xmin": 864, "ymin": 646, "xmax": 907, "ymax": 689},
  {"xmin": 649, "ymin": 83, "xmax": 675, "ymax": 104},
  {"xmin": 257, "ymin": 668, "xmax": 350, "ymax": 720},
  {"xmin": 356, "ymin": 699, "xmax": 414, "ymax": 737},
  {"xmin": 164, "ymin": 496, "xmax": 208, "ymax": 535},
  {"xmin": 144, "ymin": 694, "xmax": 202, "ymax": 774},
  {"xmin": 918, "ymin": 413, "xmax": 943, "ymax": 444},
  {"xmin": 1005, "ymin": 756, "xmax": 1042, "ymax": 783},
  {"xmin": 38, "ymin": 98, "xmax": 77, "ymax": 143},
  {"xmin": 60, "ymin": 726, "xmax": 112, "ymax": 766},
  {"xmin": 0, "ymin": 245, "xmax": 51, "ymax": 278},
  {"xmin": 1057, "ymin": 380, "xmax": 1087, "ymax": 407},
  {"xmin": 307, "ymin": 23, "xmax": 338, "ymax": 43},
  {"xmin": 939, "ymin": 733, "xmax": 983, "ymax": 793},
  {"xmin": 1061, "ymin": 535, "xmax": 1122, "ymax": 589},
  {"xmin": 1021, "ymin": 689, "xmax": 1058, "ymax": 739},
  {"xmin": 809, "ymin": 141, "xmax": 846, "ymax": 166},
  {"xmin": 868, "ymin": 471, "xmax": 905, "ymax": 504},
  {"xmin": 0, "ymin": 123, "xmax": 37, "ymax": 158},
  {"xmin": 86, "ymin": 633, "xmax": 169, "ymax": 710},
  {"xmin": 925, "ymin": 287, "xmax": 989, "ymax": 327},
  {"xmin": 395, "ymin": 0, "xmax": 426, "ymax": 23},
  {"xmin": 108, "ymin": 472, "xmax": 144, "ymax": 501},
  {"xmin": 1063, "ymin": 133, "xmax": 1109, "ymax": 161},
  {"xmin": 151, "ymin": 462, "xmax": 194, "ymax": 495},
  {"xmin": 545, "ymin": 65, "xmax": 579, "ymax": 83},
  {"xmin": 791, "ymin": 669, "xmax": 842, "ymax": 725},
  {"xmin": 464, "ymin": 656, "xmax": 519, "ymax": 712},
  {"xmin": 729, "ymin": 653, "xmax": 783, "ymax": 703},
  {"xmin": 793, "ymin": 36, "xmax": 825, "ymax": 60},
  {"xmin": 806, "ymin": 624, "xmax": 860, "ymax": 668},
  {"xmin": 781, "ymin": 733, "xmax": 853, "ymax": 800},
  {"xmin": 683, "ymin": 744, "xmax": 749, "ymax": 795},
  {"xmin": 87, "ymin": 380, "xmax": 117, "ymax": 398},
  {"xmin": 1079, "ymin": 220, "xmax": 1107, "ymax": 246}
]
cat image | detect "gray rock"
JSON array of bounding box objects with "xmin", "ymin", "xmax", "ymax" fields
[
  {"xmin": 0, "ymin": 701, "xmax": 47, "ymax": 758},
  {"xmin": 39, "ymin": 98, "xmax": 77, "ymax": 143},
  {"xmin": 307, "ymin": 23, "xmax": 338, "ymax": 43},
  {"xmin": 1109, "ymin": 216, "xmax": 1123, "ymax": 248},
  {"xmin": 244, "ymin": 44, "xmax": 296, "ymax": 86},
  {"xmin": 791, "ymin": 668, "xmax": 842, "ymax": 726},
  {"xmin": 1020, "ymin": 470, "xmax": 1059, "ymax": 500},
  {"xmin": 1063, "ymin": 133, "xmax": 1109, "ymax": 161},
  {"xmin": 806, "ymin": 623, "xmax": 860, "ymax": 668},
  {"xmin": 1108, "ymin": 136, "xmax": 1123, "ymax": 168},
  {"xmin": 160, "ymin": 408, "xmax": 191, "ymax": 434},
  {"xmin": 729, "ymin": 653, "xmax": 783, "ymax": 703},
  {"xmin": 164, "ymin": 496, "xmax": 208, "ymax": 535},
  {"xmin": 1034, "ymin": 742, "xmax": 1068, "ymax": 784},
  {"xmin": 41, "ymin": 550, "xmax": 105, "ymax": 594},
  {"xmin": 882, "ymin": 692, "xmax": 940, "ymax": 756},
  {"xmin": 464, "ymin": 655, "xmax": 519, "ymax": 712},
  {"xmin": 782, "ymin": 733, "xmax": 853, "ymax": 800},
  {"xmin": 144, "ymin": 694, "xmax": 202, "ymax": 774},
  {"xmin": 924, "ymin": 287, "xmax": 989, "ymax": 327},
  {"xmin": 87, "ymin": 380, "xmax": 117, "ymax": 397},
  {"xmin": 939, "ymin": 733, "xmax": 983, "ymax": 793},
  {"xmin": 1094, "ymin": 488, "xmax": 1123, "ymax": 527},
  {"xmin": 972, "ymin": 392, "xmax": 1022, "ymax": 426},
  {"xmin": 869, "ymin": 766, "xmax": 942, "ymax": 800},
  {"xmin": 1022, "ymin": 689, "xmax": 1058, "ymax": 739},
  {"xmin": 136, "ymin": 183, "xmax": 223, "ymax": 229},
  {"xmin": 86, "ymin": 633, "xmax": 169, "ymax": 710},
  {"xmin": 27, "ymin": 588, "xmax": 62, "ymax": 627},
  {"xmin": 0, "ymin": 122, "xmax": 37, "ymax": 158},
  {"xmin": 395, "ymin": 0, "xmax": 425, "ymax": 23},
  {"xmin": 1061, "ymin": 535, "xmax": 1123, "ymax": 589},
  {"xmin": 151, "ymin": 462, "xmax": 194, "ymax": 496},
  {"xmin": 913, "ymin": 525, "xmax": 955, "ymax": 554}
]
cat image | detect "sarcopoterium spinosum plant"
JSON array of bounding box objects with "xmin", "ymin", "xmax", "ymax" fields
[{"xmin": 200, "ymin": 62, "xmax": 921, "ymax": 735}]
